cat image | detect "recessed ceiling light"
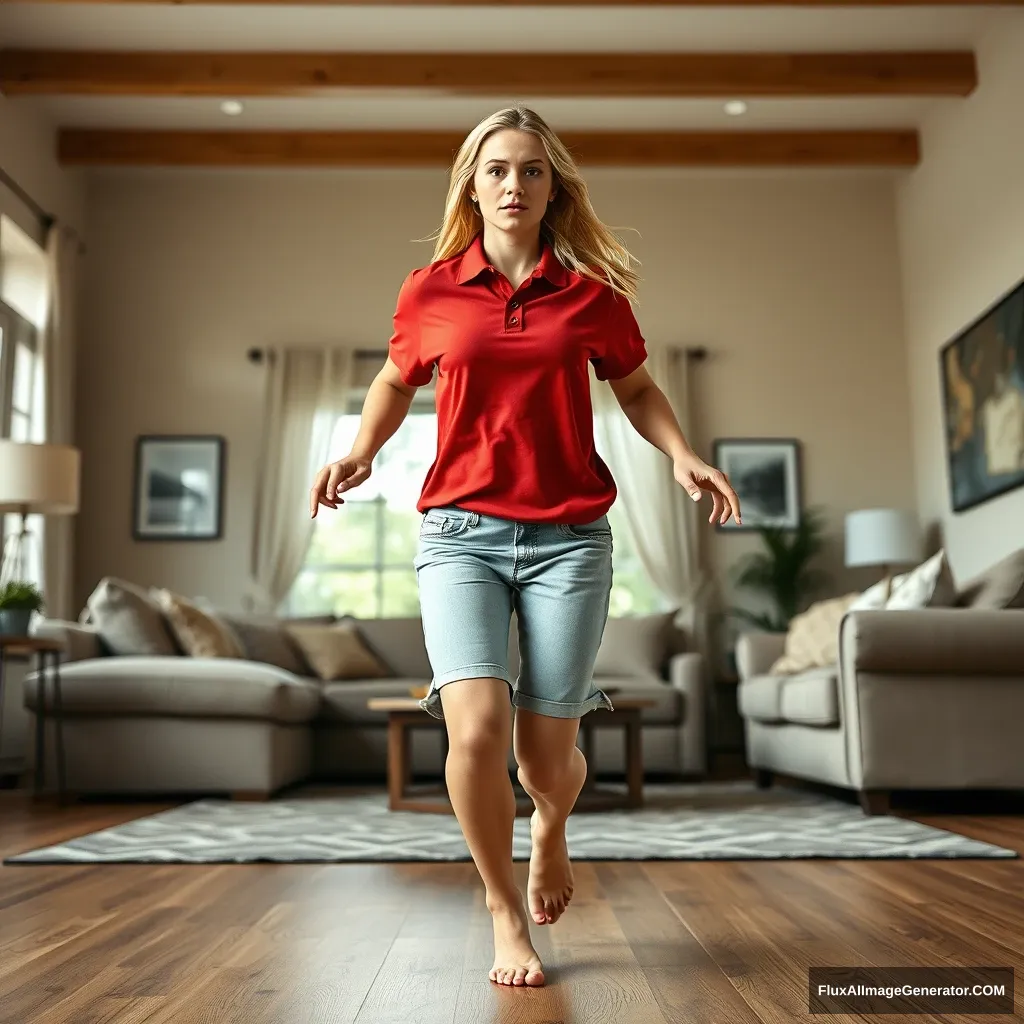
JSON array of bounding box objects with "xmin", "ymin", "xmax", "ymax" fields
[
  {"xmin": 220, "ymin": 100, "xmax": 244, "ymax": 116},
  {"xmin": 724, "ymin": 100, "xmax": 748, "ymax": 117}
]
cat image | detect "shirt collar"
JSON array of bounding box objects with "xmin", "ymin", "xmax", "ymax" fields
[{"xmin": 456, "ymin": 233, "xmax": 569, "ymax": 288}]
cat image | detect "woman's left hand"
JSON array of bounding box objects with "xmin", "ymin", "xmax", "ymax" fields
[{"xmin": 673, "ymin": 453, "xmax": 742, "ymax": 526}]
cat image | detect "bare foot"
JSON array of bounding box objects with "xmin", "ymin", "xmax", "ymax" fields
[
  {"xmin": 487, "ymin": 895, "xmax": 545, "ymax": 987},
  {"xmin": 528, "ymin": 810, "xmax": 574, "ymax": 925}
]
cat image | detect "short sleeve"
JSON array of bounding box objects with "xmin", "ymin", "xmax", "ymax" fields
[
  {"xmin": 591, "ymin": 288, "xmax": 648, "ymax": 381},
  {"xmin": 387, "ymin": 270, "xmax": 434, "ymax": 387}
]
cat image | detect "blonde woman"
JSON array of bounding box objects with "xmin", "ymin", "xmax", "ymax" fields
[{"xmin": 310, "ymin": 106, "xmax": 740, "ymax": 988}]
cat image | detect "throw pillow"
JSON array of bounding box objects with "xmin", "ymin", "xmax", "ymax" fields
[
  {"xmin": 592, "ymin": 609, "xmax": 681, "ymax": 680},
  {"xmin": 285, "ymin": 621, "xmax": 391, "ymax": 681},
  {"xmin": 83, "ymin": 576, "xmax": 181, "ymax": 656},
  {"xmin": 150, "ymin": 589, "xmax": 246, "ymax": 659},
  {"xmin": 885, "ymin": 549, "xmax": 958, "ymax": 610},
  {"xmin": 769, "ymin": 593, "xmax": 860, "ymax": 676},
  {"xmin": 847, "ymin": 549, "xmax": 958, "ymax": 612},
  {"xmin": 955, "ymin": 548, "xmax": 1024, "ymax": 609},
  {"xmin": 218, "ymin": 614, "xmax": 311, "ymax": 675}
]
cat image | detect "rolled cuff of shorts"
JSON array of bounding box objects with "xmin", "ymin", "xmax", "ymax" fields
[
  {"xmin": 510, "ymin": 688, "xmax": 615, "ymax": 719},
  {"xmin": 417, "ymin": 664, "xmax": 513, "ymax": 720}
]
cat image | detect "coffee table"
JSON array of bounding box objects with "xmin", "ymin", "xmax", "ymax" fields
[{"xmin": 367, "ymin": 695, "xmax": 657, "ymax": 815}]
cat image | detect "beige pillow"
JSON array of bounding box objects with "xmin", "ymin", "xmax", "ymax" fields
[
  {"xmin": 83, "ymin": 576, "xmax": 180, "ymax": 656},
  {"xmin": 769, "ymin": 593, "xmax": 860, "ymax": 676},
  {"xmin": 150, "ymin": 589, "xmax": 245, "ymax": 659},
  {"xmin": 285, "ymin": 621, "xmax": 391, "ymax": 681},
  {"xmin": 885, "ymin": 549, "xmax": 957, "ymax": 610}
]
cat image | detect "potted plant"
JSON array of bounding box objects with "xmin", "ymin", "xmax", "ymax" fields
[
  {"xmin": 728, "ymin": 506, "xmax": 830, "ymax": 634},
  {"xmin": 0, "ymin": 580, "xmax": 45, "ymax": 637}
]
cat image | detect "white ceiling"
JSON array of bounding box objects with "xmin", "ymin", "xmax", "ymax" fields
[{"xmin": 0, "ymin": 5, "xmax": 1016, "ymax": 136}]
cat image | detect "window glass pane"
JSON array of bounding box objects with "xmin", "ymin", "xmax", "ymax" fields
[
  {"xmin": 13, "ymin": 341, "xmax": 34, "ymax": 412},
  {"xmin": 11, "ymin": 410, "xmax": 29, "ymax": 442},
  {"xmin": 381, "ymin": 569, "xmax": 421, "ymax": 617},
  {"xmin": 289, "ymin": 570, "xmax": 381, "ymax": 618},
  {"xmin": 606, "ymin": 502, "xmax": 670, "ymax": 617},
  {"xmin": 308, "ymin": 499, "xmax": 379, "ymax": 567}
]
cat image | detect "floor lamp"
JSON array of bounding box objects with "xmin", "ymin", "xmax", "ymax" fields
[{"xmin": 0, "ymin": 441, "xmax": 81, "ymax": 594}]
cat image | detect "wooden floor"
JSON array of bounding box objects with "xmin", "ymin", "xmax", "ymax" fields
[{"xmin": 1, "ymin": 780, "xmax": 1022, "ymax": 1024}]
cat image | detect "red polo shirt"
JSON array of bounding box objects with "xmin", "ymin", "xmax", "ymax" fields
[{"xmin": 388, "ymin": 233, "xmax": 647, "ymax": 524}]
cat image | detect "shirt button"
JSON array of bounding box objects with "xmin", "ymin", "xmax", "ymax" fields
[
  {"xmin": 508, "ymin": 316, "xmax": 519, "ymax": 326},
  {"xmin": 509, "ymin": 300, "xmax": 519, "ymax": 309}
]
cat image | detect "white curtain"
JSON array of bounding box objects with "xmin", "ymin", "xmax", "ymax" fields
[
  {"xmin": 249, "ymin": 346, "xmax": 354, "ymax": 613},
  {"xmin": 39, "ymin": 224, "xmax": 79, "ymax": 621},
  {"xmin": 591, "ymin": 345, "xmax": 708, "ymax": 650}
]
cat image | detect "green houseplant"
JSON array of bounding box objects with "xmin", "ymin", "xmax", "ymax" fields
[
  {"xmin": 0, "ymin": 580, "xmax": 45, "ymax": 637},
  {"xmin": 729, "ymin": 507, "xmax": 830, "ymax": 633}
]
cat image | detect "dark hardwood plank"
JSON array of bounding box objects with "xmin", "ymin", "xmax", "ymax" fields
[{"xmin": 1, "ymin": 788, "xmax": 1022, "ymax": 1023}]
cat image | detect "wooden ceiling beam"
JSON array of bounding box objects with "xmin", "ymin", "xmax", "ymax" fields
[
  {"xmin": 1, "ymin": 49, "xmax": 977, "ymax": 97},
  {"xmin": 57, "ymin": 128, "xmax": 920, "ymax": 167}
]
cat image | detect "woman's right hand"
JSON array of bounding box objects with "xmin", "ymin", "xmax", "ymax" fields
[{"xmin": 309, "ymin": 454, "xmax": 372, "ymax": 518}]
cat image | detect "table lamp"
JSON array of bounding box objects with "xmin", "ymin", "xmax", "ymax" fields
[
  {"xmin": 0, "ymin": 440, "xmax": 81, "ymax": 590},
  {"xmin": 844, "ymin": 508, "xmax": 922, "ymax": 603}
]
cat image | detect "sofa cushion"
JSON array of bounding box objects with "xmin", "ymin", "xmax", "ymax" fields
[
  {"xmin": 778, "ymin": 666, "xmax": 839, "ymax": 727},
  {"xmin": 82, "ymin": 577, "xmax": 180, "ymax": 657},
  {"xmin": 286, "ymin": 621, "xmax": 391, "ymax": 681},
  {"xmin": 593, "ymin": 610, "xmax": 681, "ymax": 680},
  {"xmin": 150, "ymin": 589, "xmax": 245, "ymax": 659},
  {"xmin": 23, "ymin": 657, "xmax": 321, "ymax": 724},
  {"xmin": 319, "ymin": 678, "xmax": 432, "ymax": 722},
  {"xmin": 598, "ymin": 676, "xmax": 682, "ymax": 724},
  {"xmin": 956, "ymin": 548, "xmax": 1024, "ymax": 609},
  {"xmin": 737, "ymin": 674, "xmax": 783, "ymax": 723}
]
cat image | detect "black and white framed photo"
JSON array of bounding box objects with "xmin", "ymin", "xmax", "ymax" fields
[
  {"xmin": 711, "ymin": 438, "xmax": 802, "ymax": 532},
  {"xmin": 133, "ymin": 435, "xmax": 225, "ymax": 540}
]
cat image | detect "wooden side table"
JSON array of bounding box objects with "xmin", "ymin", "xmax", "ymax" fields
[
  {"xmin": 0, "ymin": 635, "xmax": 66, "ymax": 804},
  {"xmin": 367, "ymin": 695, "xmax": 656, "ymax": 815}
]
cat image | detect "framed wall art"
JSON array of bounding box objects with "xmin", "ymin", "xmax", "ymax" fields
[
  {"xmin": 711, "ymin": 438, "xmax": 802, "ymax": 532},
  {"xmin": 939, "ymin": 275, "xmax": 1024, "ymax": 514},
  {"xmin": 133, "ymin": 435, "xmax": 226, "ymax": 540}
]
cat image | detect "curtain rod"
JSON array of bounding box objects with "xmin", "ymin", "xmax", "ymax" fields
[
  {"xmin": 246, "ymin": 345, "xmax": 707, "ymax": 364},
  {"xmin": 0, "ymin": 166, "xmax": 55, "ymax": 231}
]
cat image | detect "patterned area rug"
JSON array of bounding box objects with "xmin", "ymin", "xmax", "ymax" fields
[{"xmin": 4, "ymin": 782, "xmax": 1016, "ymax": 864}]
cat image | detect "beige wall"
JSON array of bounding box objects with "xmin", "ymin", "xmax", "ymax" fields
[
  {"xmin": 896, "ymin": 11, "xmax": 1024, "ymax": 584},
  {"xmin": 76, "ymin": 167, "xmax": 913, "ymax": 615}
]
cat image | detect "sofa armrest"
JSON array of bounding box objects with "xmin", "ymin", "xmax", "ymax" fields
[
  {"xmin": 30, "ymin": 617, "xmax": 104, "ymax": 663},
  {"xmin": 668, "ymin": 651, "xmax": 707, "ymax": 775},
  {"xmin": 840, "ymin": 609, "xmax": 1024, "ymax": 676},
  {"xmin": 735, "ymin": 630, "xmax": 787, "ymax": 680}
]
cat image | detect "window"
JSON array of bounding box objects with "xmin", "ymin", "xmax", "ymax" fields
[
  {"xmin": 285, "ymin": 390, "xmax": 437, "ymax": 618},
  {"xmin": 288, "ymin": 389, "xmax": 667, "ymax": 619},
  {"xmin": 0, "ymin": 213, "xmax": 49, "ymax": 590}
]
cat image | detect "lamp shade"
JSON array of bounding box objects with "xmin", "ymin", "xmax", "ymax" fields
[
  {"xmin": 0, "ymin": 441, "xmax": 80, "ymax": 515},
  {"xmin": 845, "ymin": 508, "xmax": 921, "ymax": 568}
]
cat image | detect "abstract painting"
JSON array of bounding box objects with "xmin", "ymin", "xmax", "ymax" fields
[{"xmin": 940, "ymin": 277, "xmax": 1024, "ymax": 513}]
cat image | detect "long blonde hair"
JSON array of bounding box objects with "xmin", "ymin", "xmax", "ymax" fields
[{"xmin": 425, "ymin": 106, "xmax": 641, "ymax": 302}]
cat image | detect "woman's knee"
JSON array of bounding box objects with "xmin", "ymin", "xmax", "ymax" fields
[{"xmin": 440, "ymin": 677, "xmax": 511, "ymax": 760}]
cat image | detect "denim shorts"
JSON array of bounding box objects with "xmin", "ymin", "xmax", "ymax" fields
[{"xmin": 412, "ymin": 503, "xmax": 616, "ymax": 721}]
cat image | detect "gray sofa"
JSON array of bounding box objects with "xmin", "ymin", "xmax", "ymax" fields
[
  {"xmin": 736, "ymin": 548, "xmax": 1024, "ymax": 814},
  {"xmin": 24, "ymin": 604, "xmax": 707, "ymax": 799}
]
